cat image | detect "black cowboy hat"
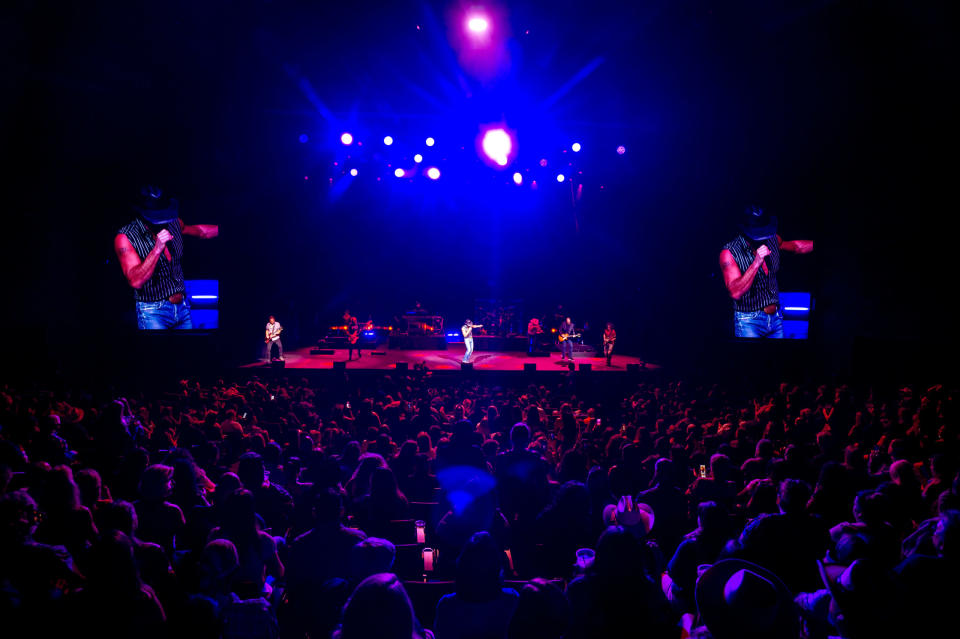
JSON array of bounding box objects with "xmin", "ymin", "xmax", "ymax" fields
[
  {"xmin": 695, "ymin": 559, "xmax": 797, "ymax": 639},
  {"xmin": 739, "ymin": 205, "xmax": 778, "ymax": 241},
  {"xmin": 135, "ymin": 185, "xmax": 180, "ymax": 225}
]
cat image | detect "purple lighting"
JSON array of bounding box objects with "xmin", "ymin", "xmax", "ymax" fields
[
  {"xmin": 480, "ymin": 128, "xmax": 512, "ymax": 167},
  {"xmin": 340, "ymin": 132, "xmax": 353, "ymax": 145},
  {"xmin": 616, "ymin": 145, "xmax": 626, "ymax": 155}
]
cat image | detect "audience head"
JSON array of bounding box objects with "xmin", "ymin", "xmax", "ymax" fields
[
  {"xmin": 507, "ymin": 578, "xmax": 570, "ymax": 639},
  {"xmin": 455, "ymin": 531, "xmax": 504, "ymax": 602},
  {"xmin": 337, "ymin": 573, "xmax": 418, "ymax": 639}
]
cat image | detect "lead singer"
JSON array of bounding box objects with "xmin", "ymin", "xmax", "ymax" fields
[
  {"xmin": 719, "ymin": 206, "xmax": 813, "ymax": 338},
  {"xmin": 461, "ymin": 319, "xmax": 483, "ymax": 364}
]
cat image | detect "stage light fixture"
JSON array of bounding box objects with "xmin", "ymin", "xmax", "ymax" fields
[
  {"xmin": 298, "ymin": 134, "xmax": 309, "ymax": 143},
  {"xmin": 513, "ymin": 172, "xmax": 523, "ymax": 185},
  {"xmin": 467, "ymin": 16, "xmax": 489, "ymax": 34},
  {"xmin": 571, "ymin": 142, "xmax": 581, "ymax": 152},
  {"xmin": 427, "ymin": 167, "xmax": 440, "ymax": 180},
  {"xmin": 556, "ymin": 173, "xmax": 565, "ymax": 182},
  {"xmin": 425, "ymin": 137, "xmax": 435, "ymax": 147},
  {"xmin": 481, "ymin": 128, "xmax": 511, "ymax": 167},
  {"xmin": 350, "ymin": 168, "xmax": 358, "ymax": 176},
  {"xmin": 383, "ymin": 136, "xmax": 394, "ymax": 146},
  {"xmin": 616, "ymin": 145, "xmax": 626, "ymax": 155},
  {"xmin": 539, "ymin": 158, "xmax": 548, "ymax": 167},
  {"xmin": 394, "ymin": 168, "xmax": 405, "ymax": 178},
  {"xmin": 414, "ymin": 154, "xmax": 423, "ymax": 163},
  {"xmin": 340, "ymin": 132, "xmax": 353, "ymax": 145}
]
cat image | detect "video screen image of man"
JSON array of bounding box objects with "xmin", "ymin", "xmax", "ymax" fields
[
  {"xmin": 719, "ymin": 206, "xmax": 813, "ymax": 339},
  {"xmin": 115, "ymin": 185, "xmax": 218, "ymax": 329}
]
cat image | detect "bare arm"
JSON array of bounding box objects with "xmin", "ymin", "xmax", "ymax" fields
[
  {"xmin": 180, "ymin": 219, "xmax": 219, "ymax": 239},
  {"xmin": 115, "ymin": 233, "xmax": 167, "ymax": 290},
  {"xmin": 719, "ymin": 248, "xmax": 766, "ymax": 300},
  {"xmin": 779, "ymin": 239, "xmax": 814, "ymax": 254}
]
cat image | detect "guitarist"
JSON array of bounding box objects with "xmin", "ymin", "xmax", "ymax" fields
[
  {"xmin": 265, "ymin": 315, "xmax": 284, "ymax": 362},
  {"xmin": 558, "ymin": 317, "xmax": 577, "ymax": 362},
  {"xmin": 344, "ymin": 310, "xmax": 362, "ymax": 361},
  {"xmin": 602, "ymin": 322, "xmax": 617, "ymax": 366}
]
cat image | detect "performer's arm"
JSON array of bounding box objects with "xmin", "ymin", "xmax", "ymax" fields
[
  {"xmin": 115, "ymin": 232, "xmax": 169, "ymax": 290},
  {"xmin": 180, "ymin": 219, "xmax": 219, "ymax": 239},
  {"xmin": 719, "ymin": 247, "xmax": 769, "ymax": 300},
  {"xmin": 778, "ymin": 235, "xmax": 814, "ymax": 254}
]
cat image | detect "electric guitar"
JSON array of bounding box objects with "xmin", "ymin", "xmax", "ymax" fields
[
  {"xmin": 603, "ymin": 334, "xmax": 617, "ymax": 345},
  {"xmin": 557, "ymin": 332, "xmax": 581, "ymax": 343},
  {"xmin": 264, "ymin": 327, "xmax": 283, "ymax": 343},
  {"xmin": 346, "ymin": 322, "xmax": 359, "ymax": 344}
]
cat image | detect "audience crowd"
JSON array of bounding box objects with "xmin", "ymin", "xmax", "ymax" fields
[{"xmin": 1, "ymin": 372, "xmax": 957, "ymax": 638}]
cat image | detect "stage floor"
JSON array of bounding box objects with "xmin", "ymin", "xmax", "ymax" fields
[{"xmin": 242, "ymin": 345, "xmax": 658, "ymax": 372}]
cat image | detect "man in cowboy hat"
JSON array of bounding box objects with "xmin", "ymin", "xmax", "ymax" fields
[
  {"xmin": 115, "ymin": 185, "xmax": 218, "ymax": 329},
  {"xmin": 694, "ymin": 558, "xmax": 798, "ymax": 639},
  {"xmin": 719, "ymin": 206, "xmax": 813, "ymax": 338}
]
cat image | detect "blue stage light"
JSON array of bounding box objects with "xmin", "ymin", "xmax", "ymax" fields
[
  {"xmin": 350, "ymin": 168, "xmax": 358, "ymax": 176},
  {"xmin": 616, "ymin": 145, "xmax": 626, "ymax": 155},
  {"xmin": 298, "ymin": 134, "xmax": 309, "ymax": 143},
  {"xmin": 556, "ymin": 173, "xmax": 565, "ymax": 182},
  {"xmin": 414, "ymin": 154, "xmax": 423, "ymax": 163},
  {"xmin": 383, "ymin": 136, "xmax": 394, "ymax": 146},
  {"xmin": 571, "ymin": 142, "xmax": 581, "ymax": 152},
  {"xmin": 394, "ymin": 168, "xmax": 405, "ymax": 178},
  {"xmin": 340, "ymin": 132, "xmax": 353, "ymax": 145},
  {"xmin": 427, "ymin": 167, "xmax": 441, "ymax": 180},
  {"xmin": 425, "ymin": 137, "xmax": 435, "ymax": 147},
  {"xmin": 513, "ymin": 172, "xmax": 523, "ymax": 185}
]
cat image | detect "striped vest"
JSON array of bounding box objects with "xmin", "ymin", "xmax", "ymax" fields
[
  {"xmin": 118, "ymin": 217, "xmax": 186, "ymax": 302},
  {"xmin": 723, "ymin": 234, "xmax": 780, "ymax": 312}
]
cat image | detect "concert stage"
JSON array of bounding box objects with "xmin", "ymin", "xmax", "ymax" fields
[{"xmin": 242, "ymin": 345, "xmax": 658, "ymax": 372}]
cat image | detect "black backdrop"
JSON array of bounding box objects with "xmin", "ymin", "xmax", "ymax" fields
[{"xmin": 2, "ymin": 1, "xmax": 956, "ymax": 378}]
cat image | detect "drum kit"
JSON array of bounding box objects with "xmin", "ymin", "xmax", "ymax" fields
[{"xmin": 475, "ymin": 300, "xmax": 521, "ymax": 336}]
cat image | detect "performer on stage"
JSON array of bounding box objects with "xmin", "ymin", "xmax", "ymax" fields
[
  {"xmin": 719, "ymin": 206, "xmax": 813, "ymax": 338},
  {"xmin": 603, "ymin": 322, "xmax": 617, "ymax": 366},
  {"xmin": 559, "ymin": 317, "xmax": 577, "ymax": 361},
  {"xmin": 115, "ymin": 185, "xmax": 218, "ymax": 329},
  {"xmin": 344, "ymin": 310, "xmax": 362, "ymax": 361},
  {"xmin": 265, "ymin": 315, "xmax": 283, "ymax": 362},
  {"xmin": 461, "ymin": 319, "xmax": 483, "ymax": 364},
  {"xmin": 527, "ymin": 318, "xmax": 544, "ymax": 355}
]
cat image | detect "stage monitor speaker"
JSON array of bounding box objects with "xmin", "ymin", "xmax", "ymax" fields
[
  {"xmin": 523, "ymin": 363, "xmax": 536, "ymax": 372},
  {"xmin": 626, "ymin": 363, "xmax": 640, "ymax": 373},
  {"xmin": 578, "ymin": 363, "xmax": 592, "ymax": 372},
  {"xmin": 310, "ymin": 348, "xmax": 335, "ymax": 355},
  {"xmin": 333, "ymin": 361, "xmax": 346, "ymax": 371},
  {"xmin": 270, "ymin": 360, "xmax": 286, "ymax": 370},
  {"xmin": 461, "ymin": 362, "xmax": 474, "ymax": 371},
  {"xmin": 396, "ymin": 362, "xmax": 408, "ymax": 371}
]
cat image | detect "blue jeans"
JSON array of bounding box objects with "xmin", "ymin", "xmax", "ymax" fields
[
  {"xmin": 734, "ymin": 309, "xmax": 783, "ymax": 339},
  {"xmin": 560, "ymin": 339, "xmax": 574, "ymax": 359},
  {"xmin": 136, "ymin": 299, "xmax": 193, "ymax": 330},
  {"xmin": 463, "ymin": 337, "xmax": 474, "ymax": 362}
]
